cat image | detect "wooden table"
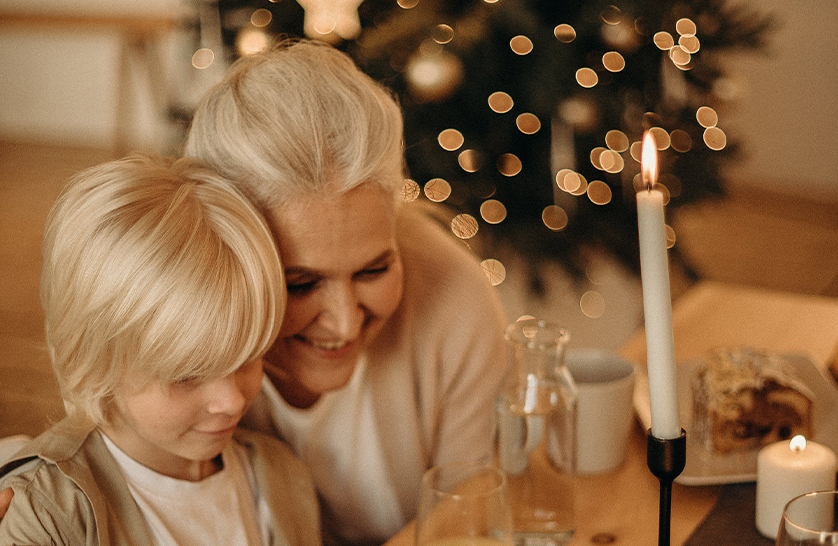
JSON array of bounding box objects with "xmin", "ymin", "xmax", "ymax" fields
[{"xmin": 385, "ymin": 280, "xmax": 838, "ymax": 545}]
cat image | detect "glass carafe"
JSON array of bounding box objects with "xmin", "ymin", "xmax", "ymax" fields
[{"xmin": 496, "ymin": 319, "xmax": 577, "ymax": 546}]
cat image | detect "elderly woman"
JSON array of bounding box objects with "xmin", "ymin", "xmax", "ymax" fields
[{"xmin": 184, "ymin": 40, "xmax": 508, "ymax": 545}]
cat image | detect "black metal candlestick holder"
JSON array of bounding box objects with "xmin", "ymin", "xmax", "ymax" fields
[{"xmin": 647, "ymin": 429, "xmax": 687, "ymax": 546}]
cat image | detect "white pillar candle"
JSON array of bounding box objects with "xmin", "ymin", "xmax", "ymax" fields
[
  {"xmin": 755, "ymin": 435, "xmax": 838, "ymax": 539},
  {"xmin": 637, "ymin": 133, "xmax": 680, "ymax": 440}
]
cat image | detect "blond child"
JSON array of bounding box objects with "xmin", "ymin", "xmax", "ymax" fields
[{"xmin": 0, "ymin": 155, "xmax": 320, "ymax": 545}]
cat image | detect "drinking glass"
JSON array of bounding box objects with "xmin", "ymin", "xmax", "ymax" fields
[
  {"xmin": 776, "ymin": 490, "xmax": 838, "ymax": 545},
  {"xmin": 415, "ymin": 462, "xmax": 514, "ymax": 546}
]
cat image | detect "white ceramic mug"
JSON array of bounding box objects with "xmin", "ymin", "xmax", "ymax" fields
[{"xmin": 566, "ymin": 349, "xmax": 637, "ymax": 474}]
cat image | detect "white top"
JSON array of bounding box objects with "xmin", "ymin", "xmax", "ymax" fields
[
  {"xmin": 238, "ymin": 206, "xmax": 509, "ymax": 545},
  {"xmin": 102, "ymin": 432, "xmax": 270, "ymax": 546},
  {"xmin": 261, "ymin": 356, "xmax": 404, "ymax": 545}
]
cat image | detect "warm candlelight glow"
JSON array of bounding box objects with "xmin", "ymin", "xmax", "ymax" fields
[
  {"xmin": 641, "ymin": 132, "xmax": 658, "ymax": 188},
  {"xmin": 790, "ymin": 435, "xmax": 807, "ymax": 452}
]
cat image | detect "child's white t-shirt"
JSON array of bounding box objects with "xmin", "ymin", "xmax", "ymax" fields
[{"xmin": 101, "ymin": 432, "xmax": 271, "ymax": 546}]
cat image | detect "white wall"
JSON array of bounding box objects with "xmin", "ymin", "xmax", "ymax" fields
[
  {"xmin": 0, "ymin": 0, "xmax": 203, "ymax": 152},
  {"xmin": 0, "ymin": 0, "xmax": 835, "ymax": 200},
  {"xmin": 723, "ymin": 0, "xmax": 838, "ymax": 203}
]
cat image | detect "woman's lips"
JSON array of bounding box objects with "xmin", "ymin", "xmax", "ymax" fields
[{"xmin": 294, "ymin": 335, "xmax": 355, "ymax": 359}]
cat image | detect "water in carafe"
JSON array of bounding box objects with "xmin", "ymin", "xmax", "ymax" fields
[{"xmin": 496, "ymin": 319, "xmax": 577, "ymax": 546}]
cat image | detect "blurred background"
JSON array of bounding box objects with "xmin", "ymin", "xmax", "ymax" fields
[{"xmin": 0, "ymin": 0, "xmax": 836, "ymax": 436}]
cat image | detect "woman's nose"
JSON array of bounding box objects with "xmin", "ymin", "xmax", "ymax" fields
[
  {"xmin": 317, "ymin": 282, "xmax": 364, "ymax": 339},
  {"xmin": 204, "ymin": 375, "xmax": 247, "ymax": 415}
]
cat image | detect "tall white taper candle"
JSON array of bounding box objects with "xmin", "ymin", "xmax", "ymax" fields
[{"xmin": 637, "ymin": 132, "xmax": 681, "ymax": 440}]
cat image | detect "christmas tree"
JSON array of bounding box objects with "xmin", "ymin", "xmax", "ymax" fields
[{"xmin": 213, "ymin": 0, "xmax": 773, "ymax": 290}]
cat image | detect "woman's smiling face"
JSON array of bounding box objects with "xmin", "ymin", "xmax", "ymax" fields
[{"xmin": 265, "ymin": 183, "xmax": 404, "ymax": 408}]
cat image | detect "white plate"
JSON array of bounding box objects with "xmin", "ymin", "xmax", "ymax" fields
[{"xmin": 633, "ymin": 354, "xmax": 838, "ymax": 486}]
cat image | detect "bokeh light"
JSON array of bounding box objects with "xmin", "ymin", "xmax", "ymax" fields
[
  {"xmin": 569, "ymin": 174, "xmax": 588, "ymax": 196},
  {"xmin": 696, "ymin": 106, "xmax": 718, "ymax": 128},
  {"xmin": 516, "ymin": 113, "xmax": 541, "ymax": 134},
  {"xmin": 405, "ymin": 50, "xmax": 464, "ymax": 103},
  {"xmin": 629, "ymin": 140, "xmax": 642, "ymax": 162},
  {"xmin": 438, "ymin": 128, "xmax": 464, "ymax": 151},
  {"xmin": 670, "ymin": 129, "xmax": 692, "ymax": 152},
  {"xmin": 676, "ymin": 18, "xmax": 697, "ymax": 37},
  {"xmin": 679, "ymin": 35, "xmax": 700, "ymax": 54},
  {"xmin": 649, "ymin": 127, "xmax": 671, "ymax": 150},
  {"xmin": 554, "ymin": 24, "xmax": 576, "ymax": 43},
  {"xmin": 402, "ymin": 178, "xmax": 420, "ymax": 202},
  {"xmin": 451, "ymin": 213, "xmax": 479, "ymax": 239},
  {"xmin": 432, "ymin": 24, "xmax": 454, "ymax": 44},
  {"xmin": 458, "ymin": 149, "xmax": 482, "ymax": 172},
  {"xmin": 669, "ymin": 45, "xmax": 691, "ymax": 66},
  {"xmin": 250, "ymin": 8, "xmax": 272, "ymax": 27},
  {"xmin": 488, "ymin": 91, "xmax": 514, "ymax": 113},
  {"xmin": 192, "ymin": 48, "xmax": 215, "ymax": 69},
  {"xmin": 605, "ymin": 130, "xmax": 629, "ymax": 152},
  {"xmin": 590, "ymin": 147, "xmax": 607, "ymax": 170},
  {"xmin": 602, "ymin": 51, "xmax": 626, "ymax": 72},
  {"xmin": 556, "ymin": 169, "xmax": 582, "ymax": 192},
  {"xmin": 665, "ymin": 224, "xmax": 677, "ymax": 248},
  {"xmin": 542, "ymin": 205, "xmax": 569, "ymax": 231},
  {"xmin": 576, "ymin": 68, "xmax": 599, "ymax": 88},
  {"xmin": 236, "ymin": 28, "xmax": 270, "ymax": 56},
  {"xmin": 601, "ymin": 150, "xmax": 625, "ymax": 173},
  {"xmin": 497, "ymin": 153, "xmax": 522, "ymax": 176},
  {"xmin": 600, "ymin": 5, "xmax": 622, "ymax": 25},
  {"xmin": 660, "ymin": 174, "xmax": 682, "ymax": 199},
  {"xmin": 704, "ymin": 126, "xmax": 727, "ymax": 150},
  {"xmin": 560, "ymin": 97, "xmax": 599, "ymax": 133},
  {"xmin": 480, "ymin": 199, "xmax": 507, "ymax": 224},
  {"xmin": 510, "ymin": 35, "xmax": 534, "ymax": 55},
  {"xmin": 424, "ymin": 178, "xmax": 452, "ymax": 202},
  {"xmin": 580, "ymin": 290, "xmax": 606, "ymax": 318},
  {"xmin": 587, "ymin": 180, "xmax": 612, "ymax": 205},
  {"xmin": 481, "ymin": 259, "xmax": 506, "ymax": 286},
  {"xmin": 654, "ymin": 32, "xmax": 674, "ymax": 50}
]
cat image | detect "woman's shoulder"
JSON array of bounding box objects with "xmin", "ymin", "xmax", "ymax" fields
[
  {"xmin": 395, "ymin": 202, "xmax": 496, "ymax": 299},
  {"xmin": 387, "ymin": 201, "xmax": 507, "ymax": 350}
]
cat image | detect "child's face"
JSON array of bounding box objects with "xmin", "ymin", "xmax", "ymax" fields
[{"xmin": 102, "ymin": 358, "xmax": 265, "ymax": 481}]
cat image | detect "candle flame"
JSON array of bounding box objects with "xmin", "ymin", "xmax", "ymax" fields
[
  {"xmin": 641, "ymin": 131, "xmax": 658, "ymax": 189},
  {"xmin": 789, "ymin": 434, "xmax": 807, "ymax": 452}
]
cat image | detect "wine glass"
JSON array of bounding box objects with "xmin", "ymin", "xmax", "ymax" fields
[
  {"xmin": 415, "ymin": 462, "xmax": 513, "ymax": 546},
  {"xmin": 776, "ymin": 490, "xmax": 838, "ymax": 545}
]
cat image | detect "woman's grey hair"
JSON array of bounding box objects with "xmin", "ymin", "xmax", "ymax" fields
[
  {"xmin": 184, "ymin": 39, "xmax": 405, "ymax": 209},
  {"xmin": 41, "ymin": 155, "xmax": 284, "ymax": 424}
]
